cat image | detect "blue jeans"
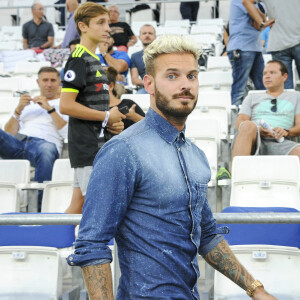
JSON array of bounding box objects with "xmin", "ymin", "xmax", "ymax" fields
[
  {"xmin": 228, "ymin": 50, "xmax": 265, "ymax": 106},
  {"xmin": 0, "ymin": 130, "xmax": 59, "ymax": 210},
  {"xmin": 271, "ymin": 43, "xmax": 300, "ymax": 89},
  {"xmin": 180, "ymin": 2, "xmax": 200, "ymax": 22}
]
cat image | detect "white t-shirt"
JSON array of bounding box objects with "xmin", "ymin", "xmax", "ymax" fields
[
  {"xmin": 18, "ymin": 98, "xmax": 68, "ymax": 155},
  {"xmin": 263, "ymin": 0, "xmax": 300, "ymax": 52}
]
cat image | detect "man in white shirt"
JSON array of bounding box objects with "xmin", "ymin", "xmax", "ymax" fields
[
  {"xmin": 243, "ymin": 0, "xmax": 300, "ymax": 89},
  {"xmin": 0, "ymin": 67, "xmax": 68, "ymax": 210}
]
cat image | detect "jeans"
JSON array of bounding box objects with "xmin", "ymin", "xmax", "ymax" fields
[
  {"xmin": 180, "ymin": 2, "xmax": 200, "ymax": 22},
  {"xmin": 228, "ymin": 50, "xmax": 265, "ymax": 106},
  {"xmin": 0, "ymin": 130, "xmax": 59, "ymax": 210},
  {"xmin": 271, "ymin": 43, "xmax": 300, "ymax": 89}
]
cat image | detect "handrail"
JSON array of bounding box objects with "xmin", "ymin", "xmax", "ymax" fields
[{"xmin": 1, "ymin": 213, "xmax": 300, "ymax": 225}]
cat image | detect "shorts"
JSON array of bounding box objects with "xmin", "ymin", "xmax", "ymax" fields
[
  {"xmin": 73, "ymin": 166, "xmax": 93, "ymax": 196},
  {"xmin": 233, "ymin": 121, "xmax": 300, "ymax": 155}
]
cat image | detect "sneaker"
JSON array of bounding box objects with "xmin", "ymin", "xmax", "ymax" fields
[{"xmin": 216, "ymin": 167, "xmax": 231, "ymax": 180}]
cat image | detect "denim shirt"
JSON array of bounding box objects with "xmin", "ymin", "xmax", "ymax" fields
[{"xmin": 68, "ymin": 108, "xmax": 224, "ymax": 299}]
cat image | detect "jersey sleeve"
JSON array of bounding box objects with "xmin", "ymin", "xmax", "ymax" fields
[{"xmin": 62, "ymin": 57, "xmax": 86, "ymax": 93}]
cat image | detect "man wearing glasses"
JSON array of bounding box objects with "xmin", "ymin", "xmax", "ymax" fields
[{"xmin": 232, "ymin": 60, "xmax": 300, "ymax": 158}]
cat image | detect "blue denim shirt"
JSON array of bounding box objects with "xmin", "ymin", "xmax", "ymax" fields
[{"xmin": 68, "ymin": 108, "xmax": 224, "ymax": 299}]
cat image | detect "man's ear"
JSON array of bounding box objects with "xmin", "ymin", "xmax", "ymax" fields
[
  {"xmin": 283, "ymin": 72, "xmax": 288, "ymax": 83},
  {"xmin": 143, "ymin": 74, "xmax": 154, "ymax": 95},
  {"xmin": 78, "ymin": 21, "xmax": 87, "ymax": 34}
]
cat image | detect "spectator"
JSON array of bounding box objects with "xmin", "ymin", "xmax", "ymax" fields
[
  {"xmin": 243, "ymin": 0, "xmax": 300, "ymax": 89},
  {"xmin": 22, "ymin": 2, "xmax": 54, "ymax": 50},
  {"xmin": 98, "ymin": 34, "xmax": 131, "ymax": 83},
  {"xmin": 60, "ymin": 2, "xmax": 125, "ymax": 214},
  {"xmin": 227, "ymin": 0, "xmax": 273, "ymax": 106},
  {"xmin": 106, "ymin": 66, "xmax": 145, "ymax": 138},
  {"xmin": 180, "ymin": 1, "xmax": 200, "ymax": 22},
  {"xmin": 232, "ymin": 60, "xmax": 300, "ymax": 158},
  {"xmin": 67, "ymin": 35, "xmax": 277, "ymax": 300},
  {"xmin": 0, "ymin": 67, "xmax": 68, "ymax": 210},
  {"xmin": 60, "ymin": 0, "xmax": 80, "ymax": 48},
  {"xmin": 108, "ymin": 5, "xmax": 137, "ymax": 52},
  {"xmin": 221, "ymin": 22, "xmax": 230, "ymax": 56},
  {"xmin": 130, "ymin": 24, "xmax": 156, "ymax": 94}
]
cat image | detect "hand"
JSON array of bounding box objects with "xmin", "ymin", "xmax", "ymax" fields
[
  {"xmin": 106, "ymin": 120, "xmax": 124, "ymax": 135},
  {"xmin": 107, "ymin": 106, "xmax": 126, "ymax": 126},
  {"xmin": 251, "ymin": 18, "xmax": 275, "ymax": 31},
  {"xmin": 99, "ymin": 41, "xmax": 109, "ymax": 55},
  {"xmin": 273, "ymin": 127, "xmax": 288, "ymax": 139},
  {"xmin": 126, "ymin": 104, "xmax": 137, "ymax": 120},
  {"xmin": 259, "ymin": 126, "xmax": 274, "ymax": 138},
  {"xmin": 32, "ymin": 95, "xmax": 52, "ymax": 111},
  {"xmin": 252, "ymin": 287, "xmax": 278, "ymax": 299},
  {"xmin": 16, "ymin": 94, "xmax": 32, "ymax": 114}
]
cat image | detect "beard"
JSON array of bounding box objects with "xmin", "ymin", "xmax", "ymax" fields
[{"xmin": 155, "ymin": 86, "xmax": 197, "ymax": 119}]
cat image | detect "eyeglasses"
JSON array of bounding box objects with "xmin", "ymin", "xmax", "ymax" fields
[{"xmin": 270, "ymin": 98, "xmax": 277, "ymax": 112}]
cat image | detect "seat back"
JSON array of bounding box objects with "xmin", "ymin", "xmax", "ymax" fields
[
  {"xmin": 0, "ymin": 184, "xmax": 19, "ymax": 213},
  {"xmin": 120, "ymin": 93, "xmax": 150, "ymax": 112},
  {"xmin": 51, "ymin": 158, "xmax": 74, "ymax": 182},
  {"xmin": 230, "ymin": 156, "xmax": 300, "ymax": 210},
  {"xmin": 0, "ymin": 215, "xmax": 75, "ymax": 299},
  {"xmin": 0, "ymin": 159, "xmax": 31, "ymax": 184},
  {"xmin": 198, "ymin": 71, "xmax": 233, "ymax": 92},
  {"xmin": 41, "ymin": 182, "xmax": 73, "ymax": 213}
]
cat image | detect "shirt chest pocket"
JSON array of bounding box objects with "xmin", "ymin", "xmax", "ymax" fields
[{"xmin": 191, "ymin": 183, "xmax": 207, "ymax": 218}]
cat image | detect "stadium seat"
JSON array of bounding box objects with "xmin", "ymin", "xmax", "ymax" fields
[
  {"xmin": 41, "ymin": 159, "xmax": 74, "ymax": 213},
  {"xmin": 206, "ymin": 56, "xmax": 231, "ymax": 72},
  {"xmin": 164, "ymin": 19, "xmax": 190, "ymax": 28},
  {"xmin": 230, "ymin": 156, "xmax": 300, "ymax": 210},
  {"xmin": 0, "ymin": 96, "xmax": 19, "ymax": 128},
  {"xmin": 120, "ymin": 93, "xmax": 150, "ymax": 113},
  {"xmin": 198, "ymin": 71, "xmax": 233, "ymax": 92},
  {"xmin": 0, "ymin": 160, "xmax": 31, "ymax": 213},
  {"xmin": 13, "ymin": 61, "xmax": 51, "ymax": 77},
  {"xmin": 214, "ymin": 206, "xmax": 300, "ymax": 299},
  {"xmin": 156, "ymin": 26, "xmax": 189, "ymax": 36},
  {"xmin": 0, "ymin": 214, "xmax": 76, "ymax": 299}
]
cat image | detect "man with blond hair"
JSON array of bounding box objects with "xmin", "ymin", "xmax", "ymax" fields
[{"xmin": 68, "ymin": 35, "xmax": 277, "ymax": 300}]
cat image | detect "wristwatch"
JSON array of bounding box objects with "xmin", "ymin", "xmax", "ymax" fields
[
  {"xmin": 102, "ymin": 52, "xmax": 107, "ymax": 57},
  {"xmin": 246, "ymin": 280, "xmax": 264, "ymax": 297},
  {"xmin": 260, "ymin": 21, "xmax": 265, "ymax": 28}
]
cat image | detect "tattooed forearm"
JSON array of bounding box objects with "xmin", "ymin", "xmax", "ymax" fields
[
  {"xmin": 204, "ymin": 240, "xmax": 254, "ymax": 291},
  {"xmin": 82, "ymin": 263, "xmax": 114, "ymax": 300}
]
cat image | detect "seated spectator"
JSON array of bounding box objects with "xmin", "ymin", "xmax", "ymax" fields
[
  {"xmin": 107, "ymin": 66, "xmax": 145, "ymax": 134},
  {"xmin": 98, "ymin": 34, "xmax": 131, "ymax": 84},
  {"xmin": 22, "ymin": 2, "xmax": 54, "ymax": 51},
  {"xmin": 130, "ymin": 24, "xmax": 156, "ymax": 94},
  {"xmin": 232, "ymin": 60, "xmax": 300, "ymax": 159},
  {"xmin": 60, "ymin": 0, "xmax": 80, "ymax": 48},
  {"xmin": 0, "ymin": 67, "xmax": 68, "ymax": 210},
  {"xmin": 108, "ymin": 5, "xmax": 137, "ymax": 52}
]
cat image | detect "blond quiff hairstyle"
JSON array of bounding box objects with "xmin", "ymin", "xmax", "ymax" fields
[{"xmin": 143, "ymin": 35, "xmax": 201, "ymax": 76}]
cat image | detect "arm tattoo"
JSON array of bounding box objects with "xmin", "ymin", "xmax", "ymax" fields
[
  {"xmin": 204, "ymin": 239, "xmax": 254, "ymax": 291},
  {"xmin": 82, "ymin": 263, "xmax": 114, "ymax": 300}
]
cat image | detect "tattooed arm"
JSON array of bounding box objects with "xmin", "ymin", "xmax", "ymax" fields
[
  {"xmin": 204, "ymin": 240, "xmax": 277, "ymax": 299},
  {"xmin": 82, "ymin": 263, "xmax": 114, "ymax": 300}
]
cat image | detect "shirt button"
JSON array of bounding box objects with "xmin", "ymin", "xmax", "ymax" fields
[
  {"xmin": 190, "ymin": 234, "xmax": 193, "ymax": 239},
  {"xmin": 192, "ymin": 288, "xmax": 195, "ymax": 293},
  {"xmin": 178, "ymin": 148, "xmax": 181, "ymax": 151},
  {"xmin": 70, "ymin": 262, "xmax": 74, "ymax": 266}
]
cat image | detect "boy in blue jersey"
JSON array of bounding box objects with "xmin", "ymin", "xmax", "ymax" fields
[{"xmin": 60, "ymin": 2, "xmax": 125, "ymax": 214}]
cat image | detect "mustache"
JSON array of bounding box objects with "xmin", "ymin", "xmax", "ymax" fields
[{"xmin": 172, "ymin": 90, "xmax": 196, "ymax": 99}]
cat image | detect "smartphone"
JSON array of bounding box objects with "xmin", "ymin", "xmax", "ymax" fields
[{"xmin": 119, "ymin": 106, "xmax": 129, "ymax": 114}]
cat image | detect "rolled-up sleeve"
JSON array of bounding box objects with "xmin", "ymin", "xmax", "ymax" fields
[
  {"xmin": 198, "ymin": 199, "xmax": 228, "ymax": 256},
  {"xmin": 67, "ymin": 137, "xmax": 138, "ymax": 267}
]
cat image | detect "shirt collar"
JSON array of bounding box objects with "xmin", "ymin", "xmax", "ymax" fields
[{"xmin": 146, "ymin": 108, "xmax": 190, "ymax": 145}]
